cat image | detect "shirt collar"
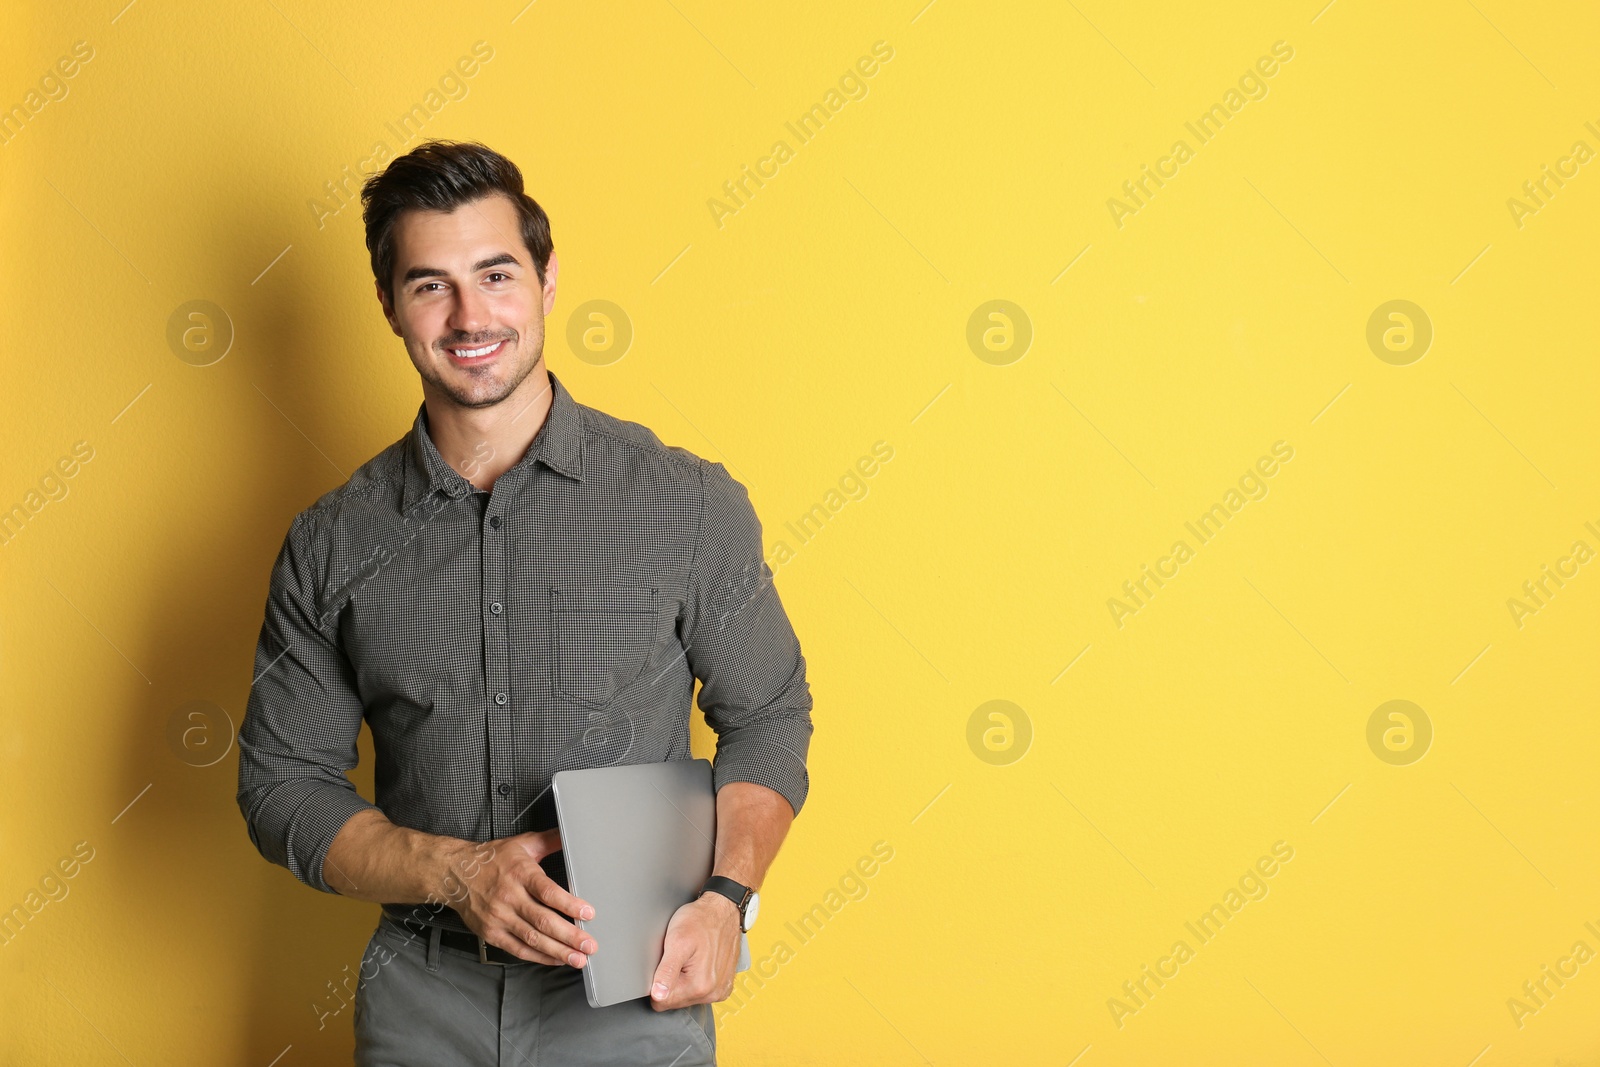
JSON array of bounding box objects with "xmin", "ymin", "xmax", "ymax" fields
[{"xmin": 401, "ymin": 369, "xmax": 586, "ymax": 513}]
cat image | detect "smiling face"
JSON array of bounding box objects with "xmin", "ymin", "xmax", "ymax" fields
[{"xmin": 378, "ymin": 192, "xmax": 558, "ymax": 410}]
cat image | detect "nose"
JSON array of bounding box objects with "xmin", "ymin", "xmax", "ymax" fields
[{"xmin": 447, "ymin": 285, "xmax": 491, "ymax": 339}]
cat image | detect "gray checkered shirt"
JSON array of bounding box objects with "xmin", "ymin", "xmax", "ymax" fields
[{"xmin": 235, "ymin": 371, "xmax": 813, "ymax": 932}]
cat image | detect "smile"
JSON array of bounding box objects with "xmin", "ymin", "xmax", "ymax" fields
[{"xmin": 446, "ymin": 339, "xmax": 507, "ymax": 362}]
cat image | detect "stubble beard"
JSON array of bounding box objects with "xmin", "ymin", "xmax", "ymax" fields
[{"xmin": 417, "ymin": 332, "xmax": 544, "ymax": 411}]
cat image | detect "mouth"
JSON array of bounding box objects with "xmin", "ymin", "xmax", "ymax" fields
[{"xmin": 444, "ymin": 338, "xmax": 510, "ymax": 365}]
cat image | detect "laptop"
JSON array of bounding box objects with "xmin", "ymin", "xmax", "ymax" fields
[{"xmin": 551, "ymin": 758, "xmax": 750, "ymax": 1008}]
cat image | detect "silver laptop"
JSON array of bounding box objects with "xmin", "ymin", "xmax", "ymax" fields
[{"xmin": 553, "ymin": 758, "xmax": 745, "ymax": 1008}]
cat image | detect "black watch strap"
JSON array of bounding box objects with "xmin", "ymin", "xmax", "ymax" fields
[{"xmin": 700, "ymin": 875, "xmax": 753, "ymax": 928}]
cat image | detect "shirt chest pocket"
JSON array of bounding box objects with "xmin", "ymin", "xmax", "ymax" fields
[{"xmin": 550, "ymin": 584, "xmax": 660, "ymax": 708}]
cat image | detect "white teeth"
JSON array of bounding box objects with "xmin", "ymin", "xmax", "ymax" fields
[{"xmin": 453, "ymin": 342, "xmax": 500, "ymax": 358}]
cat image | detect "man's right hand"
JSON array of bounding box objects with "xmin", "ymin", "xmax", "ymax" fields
[{"xmin": 451, "ymin": 828, "xmax": 598, "ymax": 968}]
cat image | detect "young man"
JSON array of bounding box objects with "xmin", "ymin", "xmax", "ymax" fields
[{"xmin": 236, "ymin": 140, "xmax": 813, "ymax": 1065}]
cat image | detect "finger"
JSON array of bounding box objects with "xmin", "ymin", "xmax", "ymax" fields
[
  {"xmin": 492, "ymin": 917, "xmax": 586, "ymax": 967},
  {"xmin": 515, "ymin": 896, "xmax": 598, "ymax": 957},
  {"xmin": 486, "ymin": 928, "xmax": 567, "ymax": 968},
  {"xmin": 525, "ymin": 868, "xmax": 595, "ymax": 925}
]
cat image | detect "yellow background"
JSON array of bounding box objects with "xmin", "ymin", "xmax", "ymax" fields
[{"xmin": 3, "ymin": 0, "xmax": 1598, "ymax": 1064}]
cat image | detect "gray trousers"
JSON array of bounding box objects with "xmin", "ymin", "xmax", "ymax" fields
[{"xmin": 354, "ymin": 914, "xmax": 718, "ymax": 1066}]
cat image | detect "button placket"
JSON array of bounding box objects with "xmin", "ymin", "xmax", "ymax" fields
[{"xmin": 483, "ymin": 487, "xmax": 513, "ymax": 832}]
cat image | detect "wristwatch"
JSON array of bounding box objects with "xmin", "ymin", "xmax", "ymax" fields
[{"xmin": 699, "ymin": 875, "xmax": 760, "ymax": 932}]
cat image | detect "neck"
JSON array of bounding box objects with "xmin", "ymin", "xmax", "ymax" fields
[{"xmin": 422, "ymin": 362, "xmax": 554, "ymax": 491}]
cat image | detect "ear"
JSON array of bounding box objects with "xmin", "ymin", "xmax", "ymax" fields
[
  {"xmin": 540, "ymin": 251, "xmax": 560, "ymax": 317},
  {"xmin": 376, "ymin": 279, "xmax": 402, "ymax": 337}
]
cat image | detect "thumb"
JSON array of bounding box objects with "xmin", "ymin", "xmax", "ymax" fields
[
  {"xmin": 516, "ymin": 827, "xmax": 562, "ymax": 860},
  {"xmin": 652, "ymin": 931, "xmax": 691, "ymax": 1002}
]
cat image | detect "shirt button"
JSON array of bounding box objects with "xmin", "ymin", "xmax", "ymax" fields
[
  {"xmin": 495, "ymin": 692, "xmax": 507, "ymax": 706},
  {"xmin": 489, "ymin": 601, "xmax": 502, "ymax": 615},
  {"xmin": 488, "ymin": 515, "xmax": 502, "ymax": 529},
  {"xmin": 497, "ymin": 782, "xmax": 511, "ymax": 797}
]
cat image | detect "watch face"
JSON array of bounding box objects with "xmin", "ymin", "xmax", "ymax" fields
[{"xmin": 744, "ymin": 891, "xmax": 760, "ymax": 930}]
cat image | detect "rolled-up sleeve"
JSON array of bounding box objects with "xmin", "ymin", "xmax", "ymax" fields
[
  {"xmin": 236, "ymin": 511, "xmax": 377, "ymax": 894},
  {"xmin": 683, "ymin": 460, "xmax": 814, "ymax": 816}
]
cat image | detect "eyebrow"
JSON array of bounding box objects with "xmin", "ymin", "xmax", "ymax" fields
[{"xmin": 401, "ymin": 252, "xmax": 522, "ymax": 284}]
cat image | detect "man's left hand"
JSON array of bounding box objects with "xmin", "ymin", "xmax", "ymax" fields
[{"xmin": 650, "ymin": 890, "xmax": 741, "ymax": 1010}]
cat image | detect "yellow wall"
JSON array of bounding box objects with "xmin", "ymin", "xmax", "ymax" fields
[{"xmin": 3, "ymin": 1, "xmax": 1598, "ymax": 1064}]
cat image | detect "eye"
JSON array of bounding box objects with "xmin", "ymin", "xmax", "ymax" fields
[{"xmin": 486, "ymin": 271, "xmax": 511, "ymax": 282}]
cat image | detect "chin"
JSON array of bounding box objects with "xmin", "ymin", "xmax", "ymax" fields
[
  {"xmin": 443, "ymin": 381, "xmax": 519, "ymax": 409},
  {"xmin": 432, "ymin": 359, "xmax": 541, "ymax": 410}
]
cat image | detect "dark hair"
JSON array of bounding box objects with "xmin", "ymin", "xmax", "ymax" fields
[{"xmin": 360, "ymin": 140, "xmax": 554, "ymax": 304}]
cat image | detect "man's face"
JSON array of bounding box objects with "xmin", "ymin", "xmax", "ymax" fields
[{"xmin": 378, "ymin": 192, "xmax": 558, "ymax": 410}]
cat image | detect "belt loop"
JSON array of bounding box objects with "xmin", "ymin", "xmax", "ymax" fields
[{"xmin": 425, "ymin": 924, "xmax": 443, "ymax": 972}]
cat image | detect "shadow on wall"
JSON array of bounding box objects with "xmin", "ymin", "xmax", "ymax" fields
[
  {"xmin": 111, "ymin": 204, "xmax": 401, "ymax": 1064},
  {"xmin": 104, "ymin": 184, "xmax": 716, "ymax": 1063}
]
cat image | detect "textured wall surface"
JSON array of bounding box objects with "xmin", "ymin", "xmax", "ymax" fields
[{"xmin": 2, "ymin": 1, "xmax": 1597, "ymax": 1064}]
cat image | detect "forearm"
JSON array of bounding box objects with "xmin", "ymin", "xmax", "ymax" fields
[
  {"xmin": 322, "ymin": 807, "xmax": 479, "ymax": 904},
  {"xmin": 711, "ymin": 781, "xmax": 794, "ymax": 890}
]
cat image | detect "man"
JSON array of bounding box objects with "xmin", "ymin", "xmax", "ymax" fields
[{"xmin": 236, "ymin": 140, "xmax": 813, "ymax": 1066}]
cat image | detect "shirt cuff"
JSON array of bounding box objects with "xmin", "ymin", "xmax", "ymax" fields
[
  {"xmin": 247, "ymin": 780, "xmax": 378, "ymax": 895},
  {"xmin": 710, "ymin": 712, "xmax": 813, "ymax": 817}
]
